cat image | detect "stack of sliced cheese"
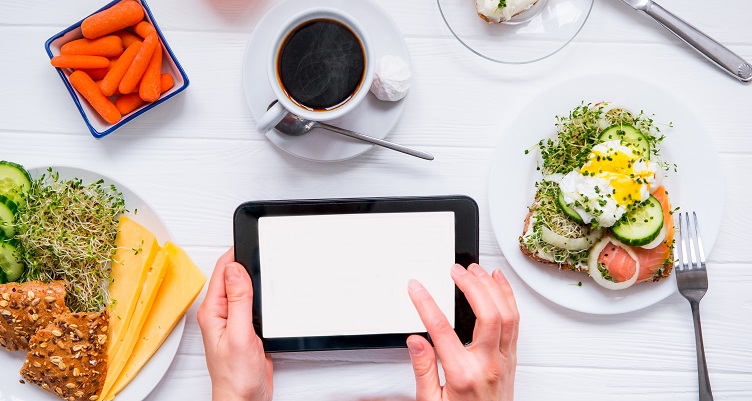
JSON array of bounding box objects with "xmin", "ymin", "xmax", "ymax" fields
[{"xmin": 100, "ymin": 216, "xmax": 206, "ymax": 400}]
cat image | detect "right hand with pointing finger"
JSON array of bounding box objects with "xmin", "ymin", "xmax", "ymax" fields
[{"xmin": 406, "ymin": 263, "xmax": 519, "ymax": 401}]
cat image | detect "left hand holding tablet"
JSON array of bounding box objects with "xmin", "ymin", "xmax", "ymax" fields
[
  {"xmin": 197, "ymin": 248, "xmax": 274, "ymax": 401},
  {"xmin": 406, "ymin": 264, "xmax": 519, "ymax": 401}
]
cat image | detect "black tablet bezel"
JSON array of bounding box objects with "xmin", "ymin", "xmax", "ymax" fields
[{"xmin": 233, "ymin": 195, "xmax": 478, "ymax": 352}]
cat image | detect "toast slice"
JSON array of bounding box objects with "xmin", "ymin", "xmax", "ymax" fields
[
  {"xmin": 520, "ymin": 203, "xmax": 673, "ymax": 282},
  {"xmin": 0, "ymin": 281, "xmax": 69, "ymax": 351},
  {"xmin": 20, "ymin": 310, "xmax": 109, "ymax": 401},
  {"xmin": 519, "ymin": 207, "xmax": 587, "ymax": 273}
]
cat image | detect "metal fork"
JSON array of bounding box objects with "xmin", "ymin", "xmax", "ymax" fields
[{"xmin": 674, "ymin": 212, "xmax": 714, "ymax": 401}]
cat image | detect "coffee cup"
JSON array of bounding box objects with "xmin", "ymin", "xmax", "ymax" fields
[{"xmin": 256, "ymin": 8, "xmax": 375, "ymax": 133}]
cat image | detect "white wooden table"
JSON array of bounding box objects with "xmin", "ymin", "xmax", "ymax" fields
[{"xmin": 2, "ymin": 0, "xmax": 751, "ymax": 400}]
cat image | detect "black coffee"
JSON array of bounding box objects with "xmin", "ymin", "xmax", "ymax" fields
[{"xmin": 278, "ymin": 19, "xmax": 365, "ymax": 111}]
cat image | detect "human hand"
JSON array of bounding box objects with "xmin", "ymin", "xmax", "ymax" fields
[
  {"xmin": 197, "ymin": 248, "xmax": 273, "ymax": 401},
  {"xmin": 406, "ymin": 263, "xmax": 519, "ymax": 401}
]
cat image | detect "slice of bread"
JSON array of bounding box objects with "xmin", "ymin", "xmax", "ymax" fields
[
  {"xmin": 520, "ymin": 204, "xmax": 674, "ymax": 282},
  {"xmin": 0, "ymin": 281, "xmax": 69, "ymax": 351},
  {"xmin": 20, "ymin": 310, "xmax": 109, "ymax": 401},
  {"xmin": 519, "ymin": 207, "xmax": 587, "ymax": 273}
]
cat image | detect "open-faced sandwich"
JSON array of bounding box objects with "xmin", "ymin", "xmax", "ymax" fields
[
  {"xmin": 475, "ymin": 0, "xmax": 541, "ymax": 23},
  {"xmin": 520, "ymin": 103, "xmax": 676, "ymax": 290}
]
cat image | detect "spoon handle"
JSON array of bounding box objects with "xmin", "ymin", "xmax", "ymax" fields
[{"xmin": 317, "ymin": 122, "xmax": 434, "ymax": 160}]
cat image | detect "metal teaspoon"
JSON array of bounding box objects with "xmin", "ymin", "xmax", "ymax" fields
[{"xmin": 267, "ymin": 102, "xmax": 434, "ymax": 161}]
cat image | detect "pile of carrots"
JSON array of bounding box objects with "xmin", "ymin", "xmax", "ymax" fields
[{"xmin": 50, "ymin": 0, "xmax": 175, "ymax": 125}]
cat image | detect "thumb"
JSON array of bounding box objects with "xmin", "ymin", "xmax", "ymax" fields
[
  {"xmin": 407, "ymin": 335, "xmax": 441, "ymax": 401},
  {"xmin": 224, "ymin": 262, "xmax": 255, "ymax": 336}
]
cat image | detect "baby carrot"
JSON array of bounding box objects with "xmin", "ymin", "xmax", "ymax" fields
[
  {"xmin": 69, "ymin": 70, "xmax": 121, "ymax": 124},
  {"xmin": 82, "ymin": 0, "xmax": 145, "ymax": 39},
  {"xmin": 134, "ymin": 21, "xmax": 157, "ymax": 39},
  {"xmin": 114, "ymin": 30, "xmax": 141, "ymax": 47},
  {"xmin": 100, "ymin": 40, "xmax": 142, "ymax": 96},
  {"xmin": 51, "ymin": 55, "xmax": 109, "ymax": 69},
  {"xmin": 78, "ymin": 67, "xmax": 108, "ymax": 80},
  {"xmin": 160, "ymin": 73, "xmax": 174, "ymax": 92},
  {"xmin": 78, "ymin": 58, "xmax": 117, "ymax": 80},
  {"xmin": 115, "ymin": 72, "xmax": 176, "ymax": 114},
  {"xmin": 139, "ymin": 44, "xmax": 162, "ymax": 102},
  {"xmin": 60, "ymin": 36, "xmax": 123, "ymax": 57},
  {"xmin": 114, "ymin": 93, "xmax": 144, "ymax": 115},
  {"xmin": 119, "ymin": 33, "xmax": 158, "ymax": 95}
]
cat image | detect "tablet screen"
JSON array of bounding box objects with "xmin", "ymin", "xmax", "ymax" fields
[{"xmin": 258, "ymin": 211, "xmax": 456, "ymax": 338}]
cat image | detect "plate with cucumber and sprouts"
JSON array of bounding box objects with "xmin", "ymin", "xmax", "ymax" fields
[
  {"xmin": 0, "ymin": 162, "xmax": 194, "ymax": 401},
  {"xmin": 488, "ymin": 74, "xmax": 724, "ymax": 314}
]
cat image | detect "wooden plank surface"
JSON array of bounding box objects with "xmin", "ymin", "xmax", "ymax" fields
[{"xmin": 1, "ymin": 0, "xmax": 751, "ymax": 400}]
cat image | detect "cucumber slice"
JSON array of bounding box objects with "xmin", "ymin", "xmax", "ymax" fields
[
  {"xmin": 598, "ymin": 125, "xmax": 650, "ymax": 159},
  {"xmin": 556, "ymin": 189, "xmax": 585, "ymax": 224},
  {"xmin": 611, "ymin": 195, "xmax": 664, "ymax": 246},
  {"xmin": 0, "ymin": 161, "xmax": 31, "ymax": 207},
  {"xmin": 0, "ymin": 194, "xmax": 17, "ymax": 238},
  {"xmin": 0, "ymin": 239, "xmax": 23, "ymax": 282}
]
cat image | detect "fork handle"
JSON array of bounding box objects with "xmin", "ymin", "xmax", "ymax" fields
[
  {"xmin": 645, "ymin": 1, "xmax": 752, "ymax": 82},
  {"xmin": 690, "ymin": 300, "xmax": 714, "ymax": 401}
]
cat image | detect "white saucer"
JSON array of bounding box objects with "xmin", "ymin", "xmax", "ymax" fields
[{"xmin": 242, "ymin": 0, "xmax": 410, "ymax": 162}]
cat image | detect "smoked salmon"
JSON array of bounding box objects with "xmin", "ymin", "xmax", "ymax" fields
[
  {"xmin": 598, "ymin": 186, "xmax": 674, "ymax": 283},
  {"xmin": 598, "ymin": 242, "xmax": 637, "ymax": 282}
]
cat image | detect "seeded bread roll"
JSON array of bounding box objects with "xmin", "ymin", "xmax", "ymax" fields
[
  {"xmin": 21, "ymin": 310, "xmax": 109, "ymax": 401},
  {"xmin": 0, "ymin": 281, "xmax": 69, "ymax": 351}
]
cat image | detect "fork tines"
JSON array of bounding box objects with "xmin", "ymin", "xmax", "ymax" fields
[{"xmin": 674, "ymin": 211, "xmax": 707, "ymax": 272}]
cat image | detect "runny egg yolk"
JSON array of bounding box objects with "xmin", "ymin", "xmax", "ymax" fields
[{"xmin": 580, "ymin": 143, "xmax": 653, "ymax": 208}]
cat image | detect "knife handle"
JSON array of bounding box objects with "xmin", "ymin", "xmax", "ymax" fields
[{"xmin": 646, "ymin": 1, "xmax": 752, "ymax": 82}]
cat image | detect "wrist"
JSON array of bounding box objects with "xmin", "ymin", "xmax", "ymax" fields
[{"xmin": 212, "ymin": 388, "xmax": 253, "ymax": 401}]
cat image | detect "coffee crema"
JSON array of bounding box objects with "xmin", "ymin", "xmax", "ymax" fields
[{"xmin": 277, "ymin": 19, "xmax": 366, "ymax": 112}]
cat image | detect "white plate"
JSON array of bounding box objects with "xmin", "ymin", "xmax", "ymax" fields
[
  {"xmin": 242, "ymin": 0, "xmax": 410, "ymax": 162},
  {"xmin": 0, "ymin": 166, "xmax": 185, "ymax": 401},
  {"xmin": 488, "ymin": 74, "xmax": 725, "ymax": 314}
]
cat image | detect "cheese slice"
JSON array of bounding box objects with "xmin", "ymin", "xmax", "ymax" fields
[
  {"xmin": 105, "ymin": 241, "xmax": 207, "ymax": 399},
  {"xmin": 107, "ymin": 216, "xmax": 160, "ymax": 361},
  {"xmin": 100, "ymin": 248, "xmax": 170, "ymax": 398}
]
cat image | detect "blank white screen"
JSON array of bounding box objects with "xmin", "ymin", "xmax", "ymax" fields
[{"xmin": 258, "ymin": 212, "xmax": 456, "ymax": 338}]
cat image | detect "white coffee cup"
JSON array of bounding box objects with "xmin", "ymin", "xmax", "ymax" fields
[{"xmin": 256, "ymin": 8, "xmax": 375, "ymax": 133}]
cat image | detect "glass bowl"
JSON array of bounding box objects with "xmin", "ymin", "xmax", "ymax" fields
[{"xmin": 437, "ymin": 0, "xmax": 594, "ymax": 64}]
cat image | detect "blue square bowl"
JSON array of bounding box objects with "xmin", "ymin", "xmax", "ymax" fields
[{"xmin": 45, "ymin": 0, "xmax": 189, "ymax": 138}]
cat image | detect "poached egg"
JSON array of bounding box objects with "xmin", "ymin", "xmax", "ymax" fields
[{"xmin": 559, "ymin": 140, "xmax": 663, "ymax": 228}]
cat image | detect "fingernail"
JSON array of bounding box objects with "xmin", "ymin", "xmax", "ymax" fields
[
  {"xmin": 408, "ymin": 279, "xmax": 424, "ymax": 292},
  {"xmin": 492, "ymin": 269, "xmax": 505, "ymax": 282},
  {"xmin": 451, "ymin": 264, "xmax": 467, "ymax": 276},
  {"xmin": 406, "ymin": 339, "xmax": 424, "ymax": 355},
  {"xmin": 469, "ymin": 264, "xmax": 485, "ymax": 277},
  {"xmin": 225, "ymin": 263, "xmax": 242, "ymax": 283}
]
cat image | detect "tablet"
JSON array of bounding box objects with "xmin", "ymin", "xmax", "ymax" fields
[{"xmin": 233, "ymin": 195, "xmax": 478, "ymax": 352}]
